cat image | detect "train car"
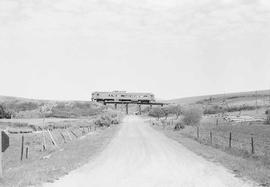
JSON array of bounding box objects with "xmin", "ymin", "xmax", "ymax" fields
[{"xmin": 91, "ymin": 91, "xmax": 155, "ymax": 103}]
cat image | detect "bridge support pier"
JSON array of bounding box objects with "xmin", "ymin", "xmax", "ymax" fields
[
  {"xmin": 114, "ymin": 103, "xmax": 117, "ymax": 110},
  {"xmin": 138, "ymin": 104, "xmax": 141, "ymax": 115},
  {"xmin": 125, "ymin": 104, "xmax": 129, "ymax": 114}
]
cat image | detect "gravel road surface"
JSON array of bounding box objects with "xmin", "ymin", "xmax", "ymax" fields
[{"xmin": 45, "ymin": 116, "xmax": 256, "ymax": 187}]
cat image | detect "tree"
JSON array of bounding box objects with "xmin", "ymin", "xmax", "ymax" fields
[
  {"xmin": 161, "ymin": 106, "xmax": 171, "ymax": 119},
  {"xmin": 182, "ymin": 107, "xmax": 202, "ymax": 126},
  {"xmin": 149, "ymin": 106, "xmax": 165, "ymax": 120},
  {"xmin": 0, "ymin": 104, "xmax": 12, "ymax": 119},
  {"xmin": 266, "ymin": 109, "xmax": 270, "ymax": 124},
  {"xmin": 141, "ymin": 106, "xmax": 151, "ymax": 114},
  {"xmin": 169, "ymin": 104, "xmax": 182, "ymax": 119}
]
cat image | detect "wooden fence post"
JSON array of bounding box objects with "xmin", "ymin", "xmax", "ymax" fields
[
  {"xmin": 0, "ymin": 131, "xmax": 2, "ymax": 178},
  {"xmin": 42, "ymin": 130, "xmax": 46, "ymax": 151},
  {"xmin": 60, "ymin": 132, "xmax": 66, "ymax": 143},
  {"xmin": 251, "ymin": 137, "xmax": 255, "ymax": 154},
  {"xmin": 210, "ymin": 131, "xmax": 212, "ymax": 145},
  {"xmin": 47, "ymin": 130, "xmax": 58, "ymax": 147},
  {"xmin": 196, "ymin": 126, "xmax": 199, "ymax": 139},
  {"xmin": 25, "ymin": 146, "xmax": 29, "ymax": 159},
  {"xmin": 71, "ymin": 131, "xmax": 78, "ymax": 138},
  {"xmin": 21, "ymin": 136, "xmax": 24, "ymax": 161},
  {"xmin": 229, "ymin": 132, "xmax": 232, "ymax": 149},
  {"xmin": 66, "ymin": 130, "xmax": 72, "ymax": 141},
  {"xmin": 216, "ymin": 119, "xmax": 219, "ymax": 126}
]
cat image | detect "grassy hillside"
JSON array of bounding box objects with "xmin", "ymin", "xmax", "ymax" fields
[
  {"xmin": 167, "ymin": 90, "xmax": 270, "ymax": 107},
  {"xmin": 0, "ymin": 95, "xmax": 105, "ymax": 118}
]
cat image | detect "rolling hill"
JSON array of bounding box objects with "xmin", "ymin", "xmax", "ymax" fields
[
  {"xmin": 166, "ymin": 89, "xmax": 270, "ymax": 107},
  {"xmin": 0, "ymin": 95, "xmax": 105, "ymax": 118}
]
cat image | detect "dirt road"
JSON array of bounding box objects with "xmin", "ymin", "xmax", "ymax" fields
[{"xmin": 45, "ymin": 116, "xmax": 256, "ymax": 187}]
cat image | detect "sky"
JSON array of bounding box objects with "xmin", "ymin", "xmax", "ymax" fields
[{"xmin": 0, "ymin": 0, "xmax": 270, "ymax": 100}]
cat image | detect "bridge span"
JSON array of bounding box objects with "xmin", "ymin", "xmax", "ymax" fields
[{"xmin": 103, "ymin": 101, "xmax": 168, "ymax": 115}]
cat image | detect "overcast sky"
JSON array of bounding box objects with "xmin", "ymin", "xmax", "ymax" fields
[{"xmin": 0, "ymin": 0, "xmax": 270, "ymax": 100}]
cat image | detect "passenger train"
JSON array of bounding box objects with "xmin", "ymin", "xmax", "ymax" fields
[{"xmin": 91, "ymin": 91, "xmax": 155, "ymax": 103}]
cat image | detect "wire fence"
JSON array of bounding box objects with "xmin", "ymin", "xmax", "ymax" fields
[
  {"xmin": 3, "ymin": 123, "xmax": 99, "ymax": 170},
  {"xmin": 150, "ymin": 118, "xmax": 270, "ymax": 159}
]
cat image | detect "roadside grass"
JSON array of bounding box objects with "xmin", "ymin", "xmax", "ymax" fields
[
  {"xmin": 151, "ymin": 115, "xmax": 270, "ymax": 186},
  {"xmin": 199, "ymin": 117, "xmax": 270, "ymax": 158},
  {"xmin": 0, "ymin": 123, "xmax": 120, "ymax": 186},
  {"xmin": 155, "ymin": 127, "xmax": 269, "ymax": 186}
]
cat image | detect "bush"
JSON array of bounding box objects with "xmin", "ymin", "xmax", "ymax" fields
[
  {"xmin": 161, "ymin": 105, "xmax": 182, "ymax": 119},
  {"xmin": 204, "ymin": 105, "xmax": 225, "ymax": 115},
  {"xmin": 226, "ymin": 105, "xmax": 256, "ymax": 112},
  {"xmin": 204, "ymin": 104, "xmax": 257, "ymax": 115},
  {"xmin": 170, "ymin": 105, "xmax": 182, "ymax": 119},
  {"xmin": 94, "ymin": 111, "xmax": 123, "ymax": 127},
  {"xmin": 182, "ymin": 107, "xmax": 202, "ymax": 126},
  {"xmin": 266, "ymin": 110, "xmax": 270, "ymax": 125},
  {"xmin": 149, "ymin": 106, "xmax": 165, "ymax": 120},
  {"xmin": 47, "ymin": 102, "xmax": 104, "ymax": 118},
  {"xmin": 95, "ymin": 115, "xmax": 111, "ymax": 127},
  {"xmin": 0, "ymin": 104, "xmax": 12, "ymax": 119},
  {"xmin": 174, "ymin": 120, "xmax": 185, "ymax": 130},
  {"xmin": 141, "ymin": 106, "xmax": 151, "ymax": 114}
]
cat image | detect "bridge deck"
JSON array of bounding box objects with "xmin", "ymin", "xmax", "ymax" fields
[{"xmin": 103, "ymin": 101, "xmax": 168, "ymax": 105}]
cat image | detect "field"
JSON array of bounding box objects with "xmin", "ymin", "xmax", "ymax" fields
[
  {"xmin": 0, "ymin": 95, "xmax": 105, "ymax": 119},
  {"xmin": 167, "ymin": 89, "xmax": 270, "ymax": 106},
  {"xmin": 0, "ymin": 116, "xmax": 121, "ymax": 186}
]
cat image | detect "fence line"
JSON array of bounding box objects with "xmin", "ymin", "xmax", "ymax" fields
[
  {"xmin": 181, "ymin": 127, "xmax": 262, "ymax": 155},
  {"xmin": 7, "ymin": 124, "xmax": 97, "ymax": 163},
  {"xmin": 151, "ymin": 119, "xmax": 270, "ymax": 157}
]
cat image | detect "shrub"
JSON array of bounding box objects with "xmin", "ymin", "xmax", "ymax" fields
[
  {"xmin": 182, "ymin": 107, "xmax": 202, "ymax": 126},
  {"xmin": 171, "ymin": 105, "xmax": 182, "ymax": 119},
  {"xmin": 95, "ymin": 115, "xmax": 112, "ymax": 127},
  {"xmin": 0, "ymin": 104, "xmax": 12, "ymax": 119},
  {"xmin": 94, "ymin": 111, "xmax": 123, "ymax": 127},
  {"xmin": 149, "ymin": 106, "xmax": 165, "ymax": 120},
  {"xmin": 203, "ymin": 104, "xmax": 257, "ymax": 115},
  {"xmin": 174, "ymin": 120, "xmax": 185, "ymax": 130},
  {"xmin": 266, "ymin": 110, "xmax": 270, "ymax": 125},
  {"xmin": 161, "ymin": 106, "xmax": 170, "ymax": 119},
  {"xmin": 226, "ymin": 105, "xmax": 256, "ymax": 112},
  {"xmin": 15, "ymin": 102, "xmax": 39, "ymax": 112},
  {"xmin": 48, "ymin": 102, "xmax": 104, "ymax": 118},
  {"xmin": 141, "ymin": 106, "xmax": 151, "ymax": 114},
  {"xmin": 162, "ymin": 105, "xmax": 182, "ymax": 119},
  {"xmin": 203, "ymin": 105, "xmax": 224, "ymax": 115}
]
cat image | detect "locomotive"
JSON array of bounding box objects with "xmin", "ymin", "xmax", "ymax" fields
[{"xmin": 91, "ymin": 91, "xmax": 155, "ymax": 103}]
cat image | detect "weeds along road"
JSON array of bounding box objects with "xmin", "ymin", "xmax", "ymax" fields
[{"xmin": 44, "ymin": 116, "xmax": 256, "ymax": 187}]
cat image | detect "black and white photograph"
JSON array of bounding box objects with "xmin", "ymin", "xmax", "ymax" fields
[{"xmin": 0, "ymin": 0, "xmax": 270, "ymax": 186}]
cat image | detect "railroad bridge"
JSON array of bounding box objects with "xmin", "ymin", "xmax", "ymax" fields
[
  {"xmin": 91, "ymin": 91, "xmax": 167, "ymax": 114},
  {"xmin": 103, "ymin": 101, "xmax": 167, "ymax": 115}
]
